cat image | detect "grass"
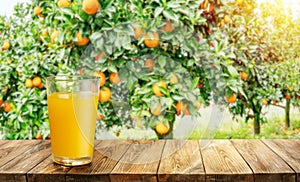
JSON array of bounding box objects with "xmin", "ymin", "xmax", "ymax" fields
[{"xmin": 189, "ymin": 112, "xmax": 300, "ymax": 139}]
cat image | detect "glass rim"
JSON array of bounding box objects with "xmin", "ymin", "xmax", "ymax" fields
[{"xmin": 46, "ymin": 75, "xmax": 100, "ymax": 82}]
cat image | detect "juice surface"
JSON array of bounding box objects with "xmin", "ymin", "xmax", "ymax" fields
[{"xmin": 48, "ymin": 92, "xmax": 98, "ymax": 158}]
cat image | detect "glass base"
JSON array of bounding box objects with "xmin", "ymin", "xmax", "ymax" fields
[{"xmin": 52, "ymin": 155, "xmax": 92, "ymax": 166}]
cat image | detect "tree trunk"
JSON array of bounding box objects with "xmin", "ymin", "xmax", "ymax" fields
[
  {"xmin": 285, "ymin": 99, "xmax": 291, "ymax": 128},
  {"xmin": 254, "ymin": 116, "xmax": 260, "ymax": 135}
]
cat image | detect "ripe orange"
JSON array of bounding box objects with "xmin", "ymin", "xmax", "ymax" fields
[
  {"xmin": 226, "ymin": 94, "xmax": 237, "ymax": 103},
  {"xmin": 58, "ymin": 0, "xmax": 71, "ymax": 8},
  {"xmin": 263, "ymin": 55, "xmax": 268, "ymax": 61},
  {"xmin": 198, "ymin": 82, "xmax": 203, "ymax": 89},
  {"xmin": 285, "ymin": 94, "xmax": 291, "ymax": 99},
  {"xmin": 38, "ymin": 83, "xmax": 44, "ymax": 89},
  {"xmin": 134, "ymin": 26, "xmax": 144, "ymax": 40},
  {"xmin": 82, "ymin": 0, "xmax": 99, "ymax": 15},
  {"xmin": 34, "ymin": 6, "xmax": 42, "ymax": 16},
  {"xmin": 35, "ymin": 134, "xmax": 43, "ymax": 140},
  {"xmin": 162, "ymin": 20, "xmax": 174, "ymax": 33},
  {"xmin": 240, "ymin": 71, "xmax": 248, "ymax": 81},
  {"xmin": 144, "ymin": 32, "xmax": 160, "ymax": 48},
  {"xmin": 0, "ymin": 99, "xmax": 3, "ymax": 106},
  {"xmin": 51, "ymin": 31, "xmax": 60, "ymax": 43},
  {"xmin": 4, "ymin": 102, "xmax": 12, "ymax": 113},
  {"xmin": 209, "ymin": 41, "xmax": 214, "ymax": 47},
  {"xmin": 170, "ymin": 73, "xmax": 179, "ymax": 85},
  {"xmin": 99, "ymin": 87, "xmax": 111, "ymax": 102},
  {"xmin": 151, "ymin": 102, "xmax": 162, "ymax": 116},
  {"xmin": 152, "ymin": 81, "xmax": 167, "ymax": 97},
  {"xmin": 144, "ymin": 59, "xmax": 154, "ymax": 72},
  {"xmin": 175, "ymin": 101, "xmax": 183, "ymax": 116},
  {"xmin": 204, "ymin": 2, "xmax": 214, "ymax": 14},
  {"xmin": 97, "ymin": 114, "xmax": 104, "ymax": 120},
  {"xmin": 25, "ymin": 79, "xmax": 33, "ymax": 88},
  {"xmin": 76, "ymin": 32, "xmax": 89, "ymax": 46},
  {"xmin": 109, "ymin": 72, "xmax": 122, "ymax": 84},
  {"xmin": 95, "ymin": 52, "xmax": 106, "ymax": 61},
  {"xmin": 272, "ymin": 100, "xmax": 277, "ymax": 106},
  {"xmin": 277, "ymin": 56, "xmax": 284, "ymax": 62},
  {"xmin": 155, "ymin": 121, "xmax": 169, "ymax": 135},
  {"xmin": 237, "ymin": 0, "xmax": 244, "ymax": 7},
  {"xmin": 200, "ymin": 0, "xmax": 208, "ymax": 9},
  {"xmin": 41, "ymin": 29, "xmax": 48, "ymax": 37},
  {"xmin": 262, "ymin": 98, "xmax": 268, "ymax": 105},
  {"xmin": 32, "ymin": 76, "xmax": 42, "ymax": 87},
  {"xmin": 93, "ymin": 71, "xmax": 106, "ymax": 87},
  {"xmin": 182, "ymin": 103, "xmax": 191, "ymax": 115},
  {"xmin": 2, "ymin": 42, "xmax": 10, "ymax": 50},
  {"xmin": 224, "ymin": 15, "xmax": 231, "ymax": 24},
  {"xmin": 246, "ymin": 4, "xmax": 253, "ymax": 13}
]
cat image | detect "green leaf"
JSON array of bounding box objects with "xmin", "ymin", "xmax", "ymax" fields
[
  {"xmin": 227, "ymin": 65, "xmax": 239, "ymax": 78},
  {"xmin": 158, "ymin": 56, "xmax": 166, "ymax": 68},
  {"xmin": 154, "ymin": 7, "xmax": 164, "ymax": 17}
]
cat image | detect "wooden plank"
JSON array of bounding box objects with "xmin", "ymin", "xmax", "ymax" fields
[
  {"xmin": 66, "ymin": 140, "xmax": 131, "ymax": 182},
  {"xmin": 110, "ymin": 140, "xmax": 166, "ymax": 182},
  {"xmin": 231, "ymin": 140, "xmax": 295, "ymax": 182},
  {"xmin": 200, "ymin": 140, "xmax": 253, "ymax": 182},
  {"xmin": 0, "ymin": 140, "xmax": 38, "ymax": 168},
  {"xmin": 0, "ymin": 140, "xmax": 51, "ymax": 182},
  {"xmin": 158, "ymin": 140, "xmax": 205, "ymax": 182},
  {"xmin": 262, "ymin": 140, "xmax": 300, "ymax": 182}
]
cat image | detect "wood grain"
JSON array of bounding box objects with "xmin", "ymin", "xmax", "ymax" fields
[
  {"xmin": 110, "ymin": 140, "xmax": 166, "ymax": 182},
  {"xmin": 200, "ymin": 140, "xmax": 253, "ymax": 182},
  {"xmin": 0, "ymin": 140, "xmax": 38, "ymax": 167},
  {"xmin": 66, "ymin": 140, "xmax": 131, "ymax": 182},
  {"xmin": 231, "ymin": 139, "xmax": 295, "ymax": 182},
  {"xmin": 0, "ymin": 140, "xmax": 51, "ymax": 182},
  {"xmin": 262, "ymin": 139, "xmax": 300, "ymax": 182},
  {"xmin": 158, "ymin": 140, "xmax": 205, "ymax": 182}
]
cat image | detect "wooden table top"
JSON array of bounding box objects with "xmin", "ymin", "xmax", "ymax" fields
[{"xmin": 0, "ymin": 139, "xmax": 299, "ymax": 182}]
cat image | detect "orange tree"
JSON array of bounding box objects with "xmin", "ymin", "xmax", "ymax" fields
[{"xmin": 0, "ymin": 0, "xmax": 244, "ymax": 139}]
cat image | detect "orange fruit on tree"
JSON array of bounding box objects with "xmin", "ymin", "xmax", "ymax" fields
[
  {"xmin": 224, "ymin": 15, "xmax": 231, "ymax": 24},
  {"xmin": 109, "ymin": 72, "xmax": 122, "ymax": 84},
  {"xmin": 144, "ymin": 59, "xmax": 154, "ymax": 72},
  {"xmin": 277, "ymin": 56, "xmax": 284, "ymax": 62},
  {"xmin": 38, "ymin": 83, "xmax": 44, "ymax": 89},
  {"xmin": 35, "ymin": 134, "xmax": 43, "ymax": 140},
  {"xmin": 32, "ymin": 76, "xmax": 42, "ymax": 87},
  {"xmin": 95, "ymin": 52, "xmax": 106, "ymax": 61},
  {"xmin": 182, "ymin": 103, "xmax": 191, "ymax": 115},
  {"xmin": 58, "ymin": 0, "xmax": 71, "ymax": 8},
  {"xmin": 204, "ymin": 2, "xmax": 214, "ymax": 14},
  {"xmin": 76, "ymin": 32, "xmax": 89, "ymax": 46},
  {"xmin": 170, "ymin": 73, "xmax": 179, "ymax": 85},
  {"xmin": 246, "ymin": 4, "xmax": 253, "ymax": 13},
  {"xmin": 162, "ymin": 20, "xmax": 174, "ymax": 33},
  {"xmin": 34, "ymin": 6, "xmax": 42, "ymax": 16},
  {"xmin": 4, "ymin": 102, "xmax": 12, "ymax": 113},
  {"xmin": 41, "ymin": 29, "xmax": 48, "ymax": 37},
  {"xmin": 25, "ymin": 79, "xmax": 33, "ymax": 89},
  {"xmin": 51, "ymin": 30, "xmax": 60, "ymax": 43},
  {"xmin": 2, "ymin": 42, "xmax": 10, "ymax": 50},
  {"xmin": 196, "ymin": 101, "xmax": 201, "ymax": 111},
  {"xmin": 82, "ymin": 0, "xmax": 99, "ymax": 15},
  {"xmin": 152, "ymin": 81, "xmax": 167, "ymax": 97},
  {"xmin": 93, "ymin": 71, "xmax": 106, "ymax": 87},
  {"xmin": 97, "ymin": 114, "xmax": 104, "ymax": 120},
  {"xmin": 175, "ymin": 101, "xmax": 183, "ymax": 116},
  {"xmin": 240, "ymin": 71, "xmax": 248, "ymax": 81},
  {"xmin": 151, "ymin": 102, "xmax": 162, "ymax": 116},
  {"xmin": 99, "ymin": 87, "xmax": 111, "ymax": 102},
  {"xmin": 285, "ymin": 94, "xmax": 291, "ymax": 99},
  {"xmin": 0, "ymin": 99, "xmax": 3, "ymax": 106},
  {"xmin": 200, "ymin": 0, "xmax": 208, "ymax": 9},
  {"xmin": 272, "ymin": 100, "xmax": 277, "ymax": 106},
  {"xmin": 155, "ymin": 121, "xmax": 169, "ymax": 135},
  {"xmin": 144, "ymin": 32, "xmax": 160, "ymax": 48},
  {"xmin": 226, "ymin": 93, "xmax": 237, "ymax": 103},
  {"xmin": 133, "ymin": 26, "xmax": 144, "ymax": 40},
  {"xmin": 262, "ymin": 98, "xmax": 268, "ymax": 105},
  {"xmin": 237, "ymin": 0, "xmax": 244, "ymax": 7},
  {"xmin": 209, "ymin": 41, "xmax": 214, "ymax": 47}
]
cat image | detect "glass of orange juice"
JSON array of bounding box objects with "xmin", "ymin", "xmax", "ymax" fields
[{"xmin": 46, "ymin": 75, "xmax": 99, "ymax": 166}]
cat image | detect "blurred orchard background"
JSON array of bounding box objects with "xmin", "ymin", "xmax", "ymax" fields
[{"xmin": 0, "ymin": 0, "xmax": 299, "ymax": 140}]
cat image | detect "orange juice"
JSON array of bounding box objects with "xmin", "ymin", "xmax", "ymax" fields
[{"xmin": 48, "ymin": 92, "xmax": 98, "ymax": 160}]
